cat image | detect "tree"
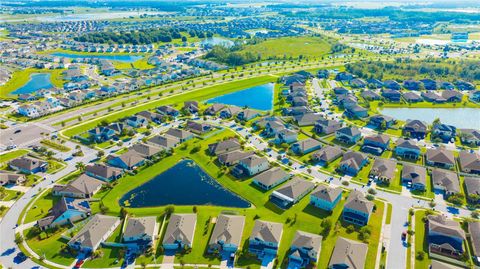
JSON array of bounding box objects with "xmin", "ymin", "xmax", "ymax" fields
[
  {"xmin": 75, "ymin": 162, "xmax": 86, "ymax": 171},
  {"xmin": 164, "ymin": 205, "xmax": 175, "ymax": 217},
  {"xmin": 97, "ymin": 150, "xmax": 105, "ymax": 158}
]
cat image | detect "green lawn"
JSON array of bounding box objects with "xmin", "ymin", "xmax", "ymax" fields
[
  {"xmin": 0, "ymin": 188, "xmax": 21, "ymax": 201},
  {"xmin": 0, "ymin": 149, "xmax": 29, "ymax": 164},
  {"xmin": 414, "ymin": 210, "xmax": 431, "ymax": 269},
  {"xmin": 25, "ymin": 191, "xmax": 60, "ymax": 223},
  {"xmin": 40, "ymin": 140, "xmax": 71, "ymax": 152},
  {"xmin": 24, "ymin": 227, "xmax": 75, "ymax": 266}
]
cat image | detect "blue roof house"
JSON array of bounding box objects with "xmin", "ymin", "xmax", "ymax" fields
[{"xmin": 88, "ymin": 127, "xmax": 116, "ymax": 143}]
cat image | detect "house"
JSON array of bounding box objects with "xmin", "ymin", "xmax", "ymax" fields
[
  {"xmin": 361, "ymin": 134, "xmax": 390, "ymax": 155},
  {"xmin": 337, "ymin": 151, "xmax": 368, "ymax": 176},
  {"xmin": 107, "ymin": 152, "xmax": 145, "ymax": 170},
  {"xmin": 314, "ymin": 118, "xmax": 342, "ymax": 134},
  {"xmin": 360, "ymin": 90, "xmax": 381, "ymax": 100},
  {"xmin": 208, "ymin": 214, "xmax": 245, "ymax": 255},
  {"xmin": 345, "ymin": 105, "xmax": 368, "ymax": 119},
  {"xmin": 18, "ymin": 105, "xmax": 40, "ymax": 118},
  {"xmin": 37, "ymin": 197, "xmax": 91, "ymax": 230},
  {"xmin": 237, "ymin": 109, "xmax": 260, "ymax": 121},
  {"xmin": 342, "ymin": 190, "xmax": 374, "ymax": 226},
  {"xmin": 403, "ymin": 92, "xmax": 423, "ymax": 103},
  {"xmin": 382, "ymin": 89, "xmax": 401, "ymax": 102},
  {"xmin": 464, "ymin": 177, "xmax": 480, "ymax": 203},
  {"xmin": 269, "ymin": 177, "xmax": 315, "ymax": 209},
  {"xmin": 383, "ymin": 79, "xmax": 401, "ymax": 90},
  {"xmin": 208, "ymin": 138, "xmax": 241, "ymax": 156},
  {"xmin": 369, "ymin": 158, "xmax": 397, "ymax": 183},
  {"xmin": 288, "ymin": 231, "xmax": 322, "ymax": 269},
  {"xmin": 165, "ymin": 128, "xmax": 194, "ymax": 142},
  {"xmin": 404, "ymin": 119, "xmax": 428, "ymax": 139},
  {"xmin": 148, "ymin": 135, "xmax": 180, "ymax": 150},
  {"xmin": 367, "ymin": 78, "xmax": 383, "ymax": 89},
  {"xmin": 204, "ymin": 104, "xmax": 225, "ymax": 116},
  {"xmin": 162, "ymin": 214, "xmax": 197, "ymax": 251},
  {"xmin": 183, "ymin": 101, "xmax": 199, "ymax": 114},
  {"xmin": 427, "ymin": 214, "xmax": 466, "ymax": 260},
  {"xmin": 311, "ymin": 146, "xmax": 343, "ymax": 165},
  {"xmin": 123, "ymin": 217, "xmax": 158, "ymax": 253},
  {"xmin": 350, "ymin": 78, "xmax": 366, "ymax": 88},
  {"xmin": 85, "ymin": 163, "xmax": 123, "ymax": 182},
  {"xmin": 328, "ymin": 237, "xmax": 367, "ymax": 269},
  {"xmin": 420, "ymin": 78, "xmax": 437, "ymax": 90},
  {"xmin": 401, "ymin": 164, "xmax": 427, "ymax": 191},
  {"xmin": 441, "ymin": 91, "xmax": 463, "ymax": 102},
  {"xmin": 368, "ymin": 114, "xmax": 395, "ymax": 129},
  {"xmin": 252, "ymin": 167, "xmax": 290, "ymax": 191},
  {"xmin": 310, "ymin": 185, "xmax": 342, "ymax": 212},
  {"xmin": 185, "ymin": 121, "xmax": 211, "ymax": 134},
  {"xmin": 395, "ymin": 138, "xmax": 421, "ymax": 159},
  {"xmin": 432, "ymin": 169, "xmax": 460, "ymax": 196},
  {"xmin": 88, "ymin": 126, "xmax": 116, "ymax": 143},
  {"xmin": 403, "ymin": 79, "xmax": 421, "ymax": 91},
  {"xmin": 335, "ymin": 126, "xmax": 362, "ymax": 144},
  {"xmin": 440, "ymin": 81, "xmax": 455, "ymax": 91},
  {"xmin": 422, "ymin": 92, "xmax": 446, "ymax": 103},
  {"xmin": 283, "ymin": 106, "xmax": 311, "ymax": 116},
  {"xmin": 157, "ymin": 105, "xmax": 179, "ymax": 117},
  {"xmin": 130, "ymin": 143, "xmax": 162, "ymax": 159},
  {"xmin": 468, "ymin": 222, "xmax": 480, "ymax": 265},
  {"xmin": 0, "ymin": 172, "xmax": 26, "ymax": 186},
  {"xmin": 248, "ymin": 220, "xmax": 283, "ymax": 258},
  {"xmin": 264, "ymin": 121, "xmax": 287, "ymax": 137},
  {"xmin": 455, "ymin": 80, "xmax": 475, "ymax": 91},
  {"xmin": 219, "ymin": 106, "xmax": 242, "ymax": 118},
  {"xmin": 432, "ymin": 124, "xmax": 456, "ymax": 142},
  {"xmin": 275, "ymin": 129, "xmax": 298, "ymax": 144},
  {"xmin": 125, "ymin": 115, "xmax": 148, "ymax": 128},
  {"xmin": 291, "ymin": 138, "xmax": 322, "ymax": 155},
  {"xmin": 136, "ymin": 111, "xmax": 164, "ymax": 124},
  {"xmin": 426, "ymin": 148, "xmax": 455, "ymax": 169},
  {"xmin": 232, "ymin": 155, "xmax": 270, "ymax": 178},
  {"xmin": 52, "ymin": 174, "xmax": 104, "ymax": 198},
  {"xmin": 8, "ymin": 157, "xmax": 48, "ymax": 174},
  {"xmin": 458, "ymin": 151, "xmax": 480, "ymax": 174},
  {"xmin": 218, "ymin": 150, "xmax": 254, "ymax": 166},
  {"xmin": 68, "ymin": 214, "xmax": 120, "ymax": 253},
  {"xmin": 459, "ymin": 129, "xmax": 480, "ymax": 146},
  {"xmin": 335, "ymin": 72, "xmax": 353, "ymax": 81},
  {"xmin": 470, "ymin": 90, "xmax": 480, "ymax": 102},
  {"xmin": 294, "ymin": 113, "xmax": 322, "ymax": 126}
]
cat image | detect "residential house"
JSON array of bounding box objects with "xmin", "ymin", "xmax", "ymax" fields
[
  {"xmin": 165, "ymin": 128, "xmax": 194, "ymax": 142},
  {"xmin": 464, "ymin": 177, "xmax": 480, "ymax": 204},
  {"xmin": 395, "ymin": 138, "xmax": 421, "ymax": 159},
  {"xmin": 426, "ymin": 148, "xmax": 455, "ymax": 169},
  {"xmin": 441, "ymin": 91, "xmax": 463, "ymax": 102},
  {"xmin": 345, "ymin": 105, "xmax": 368, "ymax": 118},
  {"xmin": 459, "ymin": 129, "xmax": 480, "ymax": 146},
  {"xmin": 311, "ymin": 146, "xmax": 343, "ymax": 166},
  {"xmin": 219, "ymin": 106, "xmax": 242, "ymax": 119},
  {"xmin": 420, "ymin": 79, "xmax": 437, "ymax": 91},
  {"xmin": 232, "ymin": 155, "xmax": 270, "ymax": 178},
  {"xmin": 208, "ymin": 214, "xmax": 245, "ymax": 255},
  {"xmin": 350, "ymin": 78, "xmax": 366, "ymax": 88},
  {"xmin": 455, "ymin": 80, "xmax": 475, "ymax": 91},
  {"xmin": 368, "ymin": 115, "xmax": 395, "ymax": 129},
  {"xmin": 458, "ymin": 151, "xmax": 480, "ymax": 174},
  {"xmin": 85, "ymin": 163, "xmax": 123, "ymax": 182},
  {"xmin": 468, "ymin": 222, "xmax": 480, "ymax": 266},
  {"xmin": 218, "ymin": 150, "xmax": 254, "ymax": 166},
  {"xmin": 291, "ymin": 138, "xmax": 322, "ymax": 155},
  {"xmin": 382, "ymin": 89, "xmax": 401, "ymax": 102},
  {"xmin": 422, "ymin": 92, "xmax": 447, "ymax": 103},
  {"xmin": 88, "ymin": 126, "xmax": 116, "ymax": 143},
  {"xmin": 264, "ymin": 121, "xmax": 286, "ymax": 137},
  {"xmin": 360, "ymin": 90, "xmax": 381, "ymax": 100},
  {"xmin": 361, "ymin": 134, "xmax": 390, "ymax": 155},
  {"xmin": 401, "ymin": 164, "xmax": 427, "ymax": 191},
  {"xmin": 148, "ymin": 135, "xmax": 179, "ymax": 150},
  {"xmin": 335, "ymin": 72, "xmax": 353, "ymax": 82},
  {"xmin": 314, "ymin": 118, "xmax": 342, "ymax": 135},
  {"xmin": 237, "ymin": 109, "xmax": 260, "ymax": 121},
  {"xmin": 123, "ymin": 217, "xmax": 158, "ymax": 253},
  {"xmin": 288, "ymin": 231, "xmax": 322, "ymax": 269},
  {"xmin": 335, "ymin": 126, "xmax": 362, "ymax": 144},
  {"xmin": 68, "ymin": 214, "xmax": 121, "ymax": 253},
  {"xmin": 183, "ymin": 101, "xmax": 199, "ymax": 114},
  {"xmin": 162, "ymin": 214, "xmax": 197, "ymax": 251},
  {"xmin": 106, "ymin": 152, "xmax": 145, "ymax": 170},
  {"xmin": 275, "ymin": 129, "xmax": 298, "ymax": 144},
  {"xmin": 328, "ymin": 237, "xmax": 367, "ymax": 269},
  {"xmin": 270, "ymin": 177, "xmax": 315, "ymax": 209},
  {"xmin": 403, "ymin": 79, "xmax": 421, "ymax": 91},
  {"xmin": 185, "ymin": 121, "xmax": 211, "ymax": 135},
  {"xmin": 338, "ymin": 150, "xmax": 369, "ymax": 176},
  {"xmin": 52, "ymin": 174, "xmax": 104, "ymax": 198},
  {"xmin": 252, "ymin": 167, "xmax": 290, "ymax": 191},
  {"xmin": 432, "ymin": 169, "xmax": 460, "ymax": 196},
  {"xmin": 403, "ymin": 92, "xmax": 423, "ymax": 103},
  {"xmin": 208, "ymin": 138, "xmax": 241, "ymax": 156},
  {"xmin": 367, "ymin": 78, "xmax": 383, "ymax": 89},
  {"xmin": 157, "ymin": 105, "xmax": 179, "ymax": 117},
  {"xmin": 383, "ymin": 79, "xmax": 401, "ymax": 90},
  {"xmin": 37, "ymin": 197, "xmax": 91, "ymax": 230},
  {"xmin": 248, "ymin": 220, "xmax": 283, "ymax": 258},
  {"xmin": 404, "ymin": 119, "xmax": 429, "ymax": 139},
  {"xmin": 432, "ymin": 124, "xmax": 456, "ymax": 142},
  {"xmin": 427, "ymin": 214, "xmax": 466, "ymax": 260},
  {"xmin": 0, "ymin": 172, "xmax": 26, "ymax": 186},
  {"xmin": 204, "ymin": 104, "xmax": 225, "ymax": 116},
  {"xmin": 9, "ymin": 156, "xmax": 48, "ymax": 174},
  {"xmin": 130, "ymin": 143, "xmax": 162, "ymax": 159},
  {"xmin": 125, "ymin": 115, "xmax": 148, "ymax": 128},
  {"xmin": 369, "ymin": 158, "xmax": 397, "ymax": 183},
  {"xmin": 294, "ymin": 113, "xmax": 322, "ymax": 126},
  {"xmin": 310, "ymin": 185, "xmax": 343, "ymax": 212},
  {"xmin": 342, "ymin": 190, "xmax": 374, "ymax": 226}
]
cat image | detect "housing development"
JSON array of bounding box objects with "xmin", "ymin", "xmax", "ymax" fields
[{"xmin": 0, "ymin": 1, "xmax": 479, "ymax": 269}]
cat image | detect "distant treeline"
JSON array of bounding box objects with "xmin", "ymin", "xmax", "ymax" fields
[
  {"xmin": 74, "ymin": 28, "xmax": 212, "ymax": 45},
  {"xmin": 205, "ymin": 45, "xmax": 258, "ymax": 66},
  {"xmin": 345, "ymin": 58, "xmax": 480, "ymax": 82},
  {"xmin": 5, "ymin": 1, "xmax": 196, "ymax": 11}
]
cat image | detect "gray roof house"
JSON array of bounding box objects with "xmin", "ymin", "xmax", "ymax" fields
[
  {"xmin": 426, "ymin": 148, "xmax": 455, "ymax": 169},
  {"xmin": 208, "ymin": 214, "xmax": 245, "ymax": 253},
  {"xmin": 8, "ymin": 156, "xmax": 48, "ymax": 174},
  {"xmin": 252, "ymin": 167, "xmax": 291, "ymax": 190},
  {"xmin": 290, "ymin": 138, "xmax": 322, "ymax": 155},
  {"xmin": 52, "ymin": 174, "xmax": 104, "ymax": 199},
  {"xmin": 85, "ymin": 163, "xmax": 123, "ymax": 182},
  {"xmin": 165, "ymin": 128, "xmax": 194, "ymax": 142},
  {"xmin": 0, "ymin": 172, "xmax": 26, "ymax": 186},
  {"xmin": 458, "ymin": 151, "xmax": 480, "ymax": 174},
  {"xmin": 218, "ymin": 150, "xmax": 254, "ymax": 166},
  {"xmin": 249, "ymin": 220, "xmax": 283, "ymax": 248},
  {"xmin": 123, "ymin": 217, "xmax": 158, "ymax": 246},
  {"xmin": 430, "ymin": 260, "xmax": 463, "ymax": 269},
  {"xmin": 288, "ymin": 231, "xmax": 322, "ymax": 266},
  {"xmin": 401, "ymin": 164, "xmax": 427, "ymax": 191},
  {"xmin": 163, "ymin": 214, "xmax": 197, "ymax": 250},
  {"xmin": 130, "ymin": 143, "xmax": 162, "ymax": 158},
  {"xmin": 369, "ymin": 158, "xmax": 397, "ymax": 183},
  {"xmin": 432, "ymin": 169, "xmax": 460, "ymax": 196},
  {"xmin": 464, "ymin": 176, "xmax": 480, "ymax": 199},
  {"xmin": 294, "ymin": 113, "xmax": 322, "ymax": 126},
  {"xmin": 329, "ymin": 237, "xmax": 367, "ymax": 269},
  {"xmin": 185, "ymin": 121, "xmax": 212, "ymax": 134},
  {"xmin": 148, "ymin": 135, "xmax": 180, "ymax": 150},
  {"xmin": 270, "ymin": 177, "xmax": 315, "ymax": 209},
  {"xmin": 311, "ymin": 145, "xmax": 343, "ymax": 165},
  {"xmin": 208, "ymin": 138, "xmax": 241, "ymax": 156},
  {"xmin": 468, "ymin": 221, "xmax": 480, "ymax": 265},
  {"xmin": 68, "ymin": 214, "xmax": 121, "ymax": 253}
]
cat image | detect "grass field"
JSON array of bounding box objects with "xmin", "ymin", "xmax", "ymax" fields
[
  {"xmin": 239, "ymin": 36, "xmax": 332, "ymax": 60},
  {"xmin": 0, "ymin": 68, "xmax": 65, "ymax": 99},
  {"xmin": 0, "ymin": 149, "xmax": 29, "ymax": 164}
]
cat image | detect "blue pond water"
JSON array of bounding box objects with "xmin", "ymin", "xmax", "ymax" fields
[
  {"xmin": 51, "ymin": 52, "xmax": 142, "ymax": 63},
  {"xmin": 120, "ymin": 159, "xmax": 250, "ymax": 208},
  {"xmin": 12, "ymin": 73, "xmax": 53, "ymax": 95},
  {"xmin": 380, "ymin": 107, "xmax": 480, "ymax": 129},
  {"xmin": 207, "ymin": 83, "xmax": 274, "ymax": 111}
]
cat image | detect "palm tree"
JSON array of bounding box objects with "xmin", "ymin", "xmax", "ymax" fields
[{"xmin": 75, "ymin": 162, "xmax": 86, "ymax": 171}]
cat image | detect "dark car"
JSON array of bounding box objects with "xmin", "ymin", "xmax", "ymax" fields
[
  {"xmin": 401, "ymin": 231, "xmax": 407, "ymax": 241},
  {"xmin": 14, "ymin": 129, "xmax": 21, "ymax": 134},
  {"xmin": 14, "ymin": 252, "xmax": 27, "ymax": 263},
  {"xmin": 74, "ymin": 259, "xmax": 84, "ymax": 268}
]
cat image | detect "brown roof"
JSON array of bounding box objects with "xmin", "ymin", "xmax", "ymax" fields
[
  {"xmin": 458, "ymin": 151, "xmax": 480, "ymax": 173},
  {"xmin": 329, "ymin": 237, "xmax": 367, "ymax": 269},
  {"xmin": 344, "ymin": 190, "xmax": 374, "ymax": 214},
  {"xmin": 426, "ymin": 148, "xmax": 455, "ymax": 166},
  {"xmin": 428, "ymin": 214, "xmax": 465, "ymax": 239}
]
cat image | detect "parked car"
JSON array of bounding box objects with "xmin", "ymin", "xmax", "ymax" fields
[
  {"xmin": 401, "ymin": 231, "xmax": 407, "ymax": 241},
  {"xmin": 14, "ymin": 129, "xmax": 21, "ymax": 134}
]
